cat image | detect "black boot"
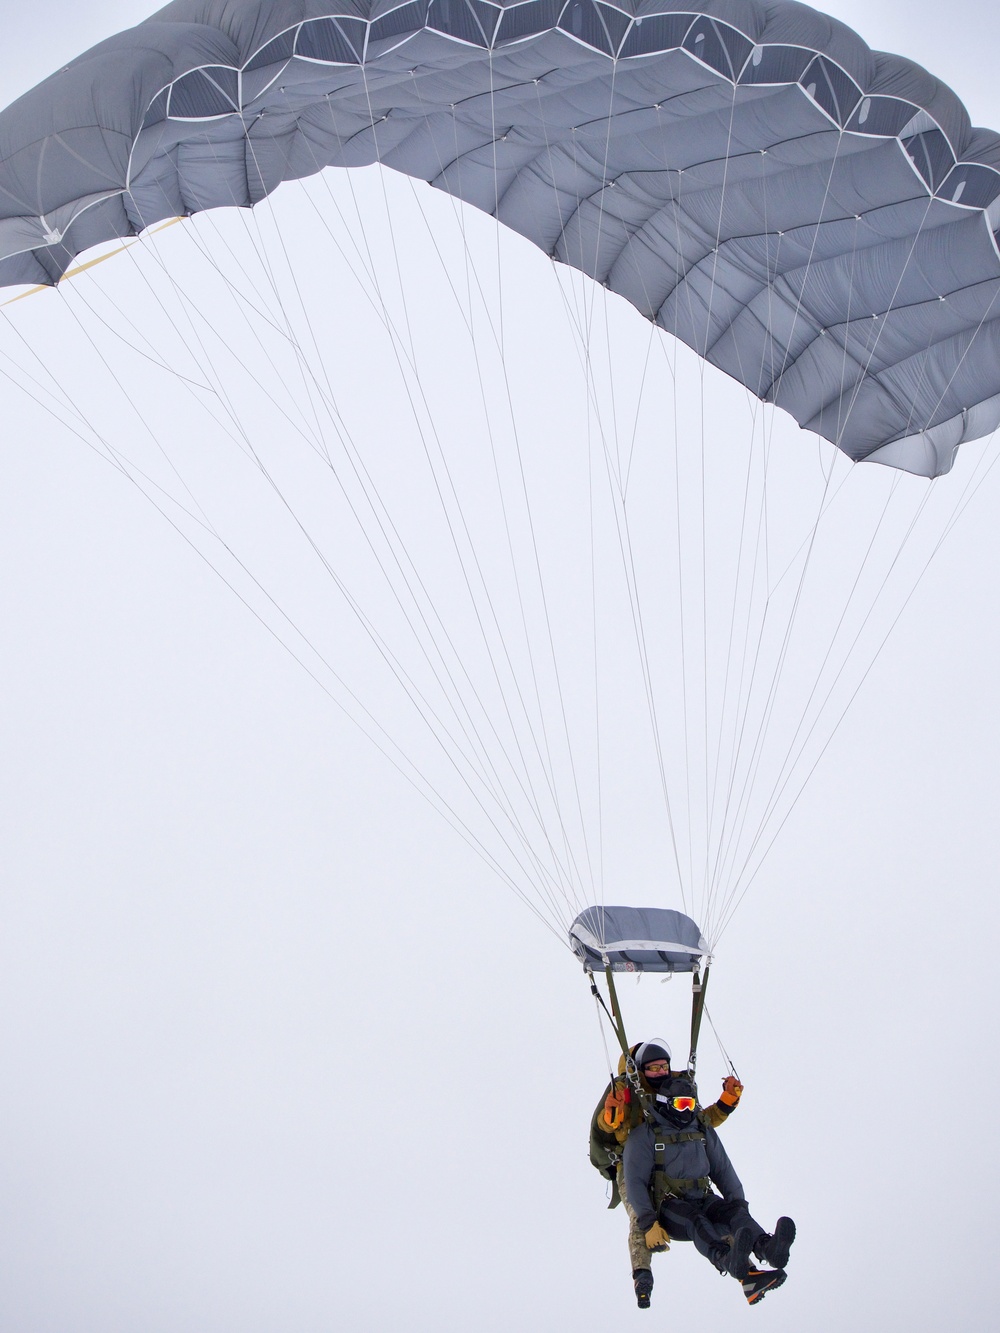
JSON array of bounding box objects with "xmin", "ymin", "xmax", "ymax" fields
[
  {"xmin": 724, "ymin": 1227, "xmax": 754, "ymax": 1279},
  {"xmin": 742, "ymin": 1266, "xmax": 787, "ymax": 1305},
  {"xmin": 755, "ymin": 1217, "xmax": 796, "ymax": 1269},
  {"xmin": 632, "ymin": 1267, "xmax": 653, "ymax": 1309}
]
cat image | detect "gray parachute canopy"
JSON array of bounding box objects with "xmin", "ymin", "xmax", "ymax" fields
[
  {"xmin": 569, "ymin": 905, "xmax": 709, "ymax": 972},
  {"xmin": 2, "ymin": 0, "xmax": 1000, "ymax": 476}
]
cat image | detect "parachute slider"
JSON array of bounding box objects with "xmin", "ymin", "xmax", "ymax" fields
[{"xmin": 569, "ymin": 906, "xmax": 710, "ymax": 975}]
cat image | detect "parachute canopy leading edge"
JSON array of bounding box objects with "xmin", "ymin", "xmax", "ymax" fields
[
  {"xmin": 570, "ymin": 905, "xmax": 710, "ymax": 973},
  {"xmin": 4, "ymin": 1, "xmax": 1000, "ymax": 474}
]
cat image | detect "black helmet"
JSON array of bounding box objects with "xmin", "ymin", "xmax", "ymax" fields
[{"xmin": 653, "ymin": 1073, "xmax": 699, "ymax": 1128}]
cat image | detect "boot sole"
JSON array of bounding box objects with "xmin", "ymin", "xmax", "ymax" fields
[
  {"xmin": 726, "ymin": 1227, "xmax": 755, "ymax": 1279},
  {"xmin": 765, "ymin": 1217, "xmax": 796, "ymax": 1270},
  {"xmin": 745, "ymin": 1269, "xmax": 787, "ymax": 1305}
]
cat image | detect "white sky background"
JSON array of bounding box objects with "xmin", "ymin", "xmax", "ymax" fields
[{"xmin": 2, "ymin": 2, "xmax": 1000, "ymax": 1329}]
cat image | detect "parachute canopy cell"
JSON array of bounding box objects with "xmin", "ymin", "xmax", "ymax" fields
[
  {"xmin": 569, "ymin": 905, "xmax": 710, "ymax": 973},
  {"xmin": 3, "ymin": 1, "xmax": 1000, "ymax": 476}
]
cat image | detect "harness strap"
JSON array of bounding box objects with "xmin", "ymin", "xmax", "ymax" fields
[
  {"xmin": 652, "ymin": 1131, "xmax": 711, "ymax": 1205},
  {"xmin": 660, "ymin": 1175, "xmax": 712, "ymax": 1196},
  {"xmin": 653, "ymin": 1130, "xmax": 705, "ymax": 1146}
]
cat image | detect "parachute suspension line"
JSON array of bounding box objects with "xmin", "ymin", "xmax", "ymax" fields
[
  {"xmin": 133, "ymin": 209, "xmax": 344, "ymax": 474},
  {"xmin": 694, "ymin": 81, "xmax": 743, "ymax": 928},
  {"xmin": 509, "ymin": 91, "xmax": 610, "ymax": 917},
  {"xmin": 563, "ymin": 57, "xmax": 631, "ymax": 913},
  {"xmin": 587, "ymin": 339, "xmax": 607, "ymax": 907},
  {"xmin": 290, "ymin": 148, "xmax": 569, "ymax": 858},
  {"xmin": 127, "ymin": 218, "xmax": 350, "ymax": 495},
  {"xmin": 579, "ymin": 315, "xmax": 686, "ymax": 910},
  {"xmin": 588, "ymin": 969, "xmax": 620, "ymax": 1047},
  {"xmin": 722, "ymin": 473, "xmax": 942, "ymax": 917},
  {"xmin": 45, "ymin": 255, "xmax": 226, "ymax": 397},
  {"xmin": 739, "ymin": 471, "xmax": 908, "ymax": 858},
  {"xmin": 712, "ymin": 183, "xmax": 953, "ymax": 930},
  {"xmin": 703, "ymin": 1004, "xmax": 739, "ymax": 1082},
  {"xmin": 706, "ymin": 461, "xmax": 837, "ymax": 932},
  {"xmin": 2, "ymin": 289, "xmax": 562, "ymax": 924},
  {"xmin": 704, "ymin": 403, "xmax": 768, "ymax": 928},
  {"xmin": 528, "ymin": 90, "xmax": 630, "ymax": 924},
  {"xmin": 48, "ymin": 282, "xmax": 223, "ymax": 540},
  {"xmin": 497, "ymin": 93, "xmax": 610, "ymax": 914},
  {"xmin": 394, "ymin": 255, "xmax": 597, "ymax": 911},
  {"xmin": 671, "ymin": 162, "xmax": 697, "ymax": 907},
  {"xmin": 567, "ymin": 139, "xmax": 698, "ymax": 909},
  {"xmin": 64, "ymin": 292, "xmax": 576, "ymax": 927},
  {"xmin": 591, "ymin": 973, "xmax": 617, "ymax": 1085},
  {"xmin": 761, "ymin": 126, "xmax": 849, "ymax": 415},
  {"xmin": 131, "ymin": 185, "xmax": 349, "ymax": 483},
  {"xmin": 648, "ymin": 154, "xmax": 722, "ymax": 917},
  {"xmin": 1, "ymin": 254, "xmax": 273, "ymax": 559},
  {"xmin": 241, "ymin": 157, "xmax": 389, "ymax": 480},
  {"xmin": 432, "ymin": 89, "xmax": 600, "ymax": 914},
  {"xmin": 712, "ymin": 479, "xmax": 954, "ymax": 941},
  {"xmin": 700, "ymin": 87, "xmax": 769, "ymax": 932},
  {"xmin": 475, "ymin": 60, "xmax": 605, "ymax": 910},
  {"xmin": 701, "ymin": 135, "xmax": 844, "ymax": 937},
  {"xmin": 832, "ymin": 214, "xmax": 864, "ymax": 454},
  {"xmin": 284, "ymin": 94, "xmax": 596, "ymax": 918},
  {"xmin": 699, "ymin": 127, "xmax": 861, "ymax": 939},
  {"xmin": 208, "ymin": 134, "xmax": 340, "ymax": 471},
  {"xmin": 156, "ymin": 262, "xmax": 538, "ymax": 886},
  {"xmin": 121, "ymin": 193, "xmax": 584, "ymax": 927},
  {"xmin": 837, "ymin": 200, "xmax": 936, "ymax": 440},
  {"xmin": 698, "ymin": 267, "xmax": 710, "ymax": 928},
  {"xmin": 382, "ymin": 73, "xmax": 604, "ymax": 917},
  {"xmin": 935, "ymin": 426, "xmax": 1000, "ymax": 545},
  {"xmin": 341, "ymin": 77, "xmax": 608, "ymax": 922},
  {"xmin": 583, "ymin": 59, "xmax": 628, "ymax": 909},
  {"xmin": 620, "ymin": 322, "xmax": 660, "ymax": 501},
  {"xmin": 0, "ymin": 307, "xmax": 140, "ymax": 469},
  {"xmin": 710, "ymin": 482, "xmax": 837, "ymax": 911},
  {"xmin": 541, "ymin": 95, "xmax": 690, "ymax": 917},
  {"xmin": 920, "ymin": 282, "xmax": 1000, "ymax": 442}
]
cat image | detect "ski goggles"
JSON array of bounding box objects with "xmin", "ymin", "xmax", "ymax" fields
[{"xmin": 657, "ymin": 1094, "xmax": 697, "ymax": 1112}]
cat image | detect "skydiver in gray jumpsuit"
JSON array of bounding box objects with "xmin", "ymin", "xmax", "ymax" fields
[{"xmin": 623, "ymin": 1069, "xmax": 795, "ymax": 1307}]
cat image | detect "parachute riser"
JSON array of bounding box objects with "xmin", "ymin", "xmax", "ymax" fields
[
  {"xmin": 687, "ymin": 965, "xmax": 710, "ymax": 1078},
  {"xmin": 604, "ymin": 965, "xmax": 652, "ymax": 1113},
  {"xmin": 587, "ymin": 965, "xmax": 649, "ymax": 1112}
]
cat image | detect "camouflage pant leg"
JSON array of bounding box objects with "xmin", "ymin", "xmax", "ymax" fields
[{"xmin": 616, "ymin": 1163, "xmax": 653, "ymax": 1272}]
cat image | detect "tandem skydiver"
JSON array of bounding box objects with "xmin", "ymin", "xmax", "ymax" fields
[{"xmin": 591, "ymin": 1039, "xmax": 794, "ymax": 1308}]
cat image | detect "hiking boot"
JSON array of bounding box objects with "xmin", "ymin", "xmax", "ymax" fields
[
  {"xmin": 725, "ymin": 1227, "xmax": 755, "ymax": 1279},
  {"xmin": 756, "ymin": 1217, "xmax": 796, "ymax": 1269},
  {"xmin": 742, "ymin": 1267, "xmax": 787, "ymax": 1305},
  {"xmin": 632, "ymin": 1268, "xmax": 653, "ymax": 1309}
]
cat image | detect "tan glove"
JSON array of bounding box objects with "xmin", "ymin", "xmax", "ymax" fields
[
  {"xmin": 644, "ymin": 1222, "xmax": 671, "ymax": 1252},
  {"xmin": 720, "ymin": 1075, "xmax": 743, "ymax": 1107}
]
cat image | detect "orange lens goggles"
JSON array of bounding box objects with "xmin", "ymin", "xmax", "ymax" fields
[{"xmin": 668, "ymin": 1096, "xmax": 697, "ymax": 1112}]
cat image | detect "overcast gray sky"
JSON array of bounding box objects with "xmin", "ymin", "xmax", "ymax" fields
[{"xmin": 2, "ymin": 3, "xmax": 1000, "ymax": 1330}]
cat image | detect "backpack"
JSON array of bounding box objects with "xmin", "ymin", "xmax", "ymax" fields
[{"xmin": 589, "ymin": 1075, "xmax": 644, "ymax": 1207}]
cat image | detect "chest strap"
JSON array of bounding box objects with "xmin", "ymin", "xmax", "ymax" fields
[{"xmin": 652, "ymin": 1130, "xmax": 711, "ymax": 1203}]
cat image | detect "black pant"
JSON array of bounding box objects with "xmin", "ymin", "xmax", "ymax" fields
[{"xmin": 658, "ymin": 1193, "xmax": 765, "ymax": 1272}]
